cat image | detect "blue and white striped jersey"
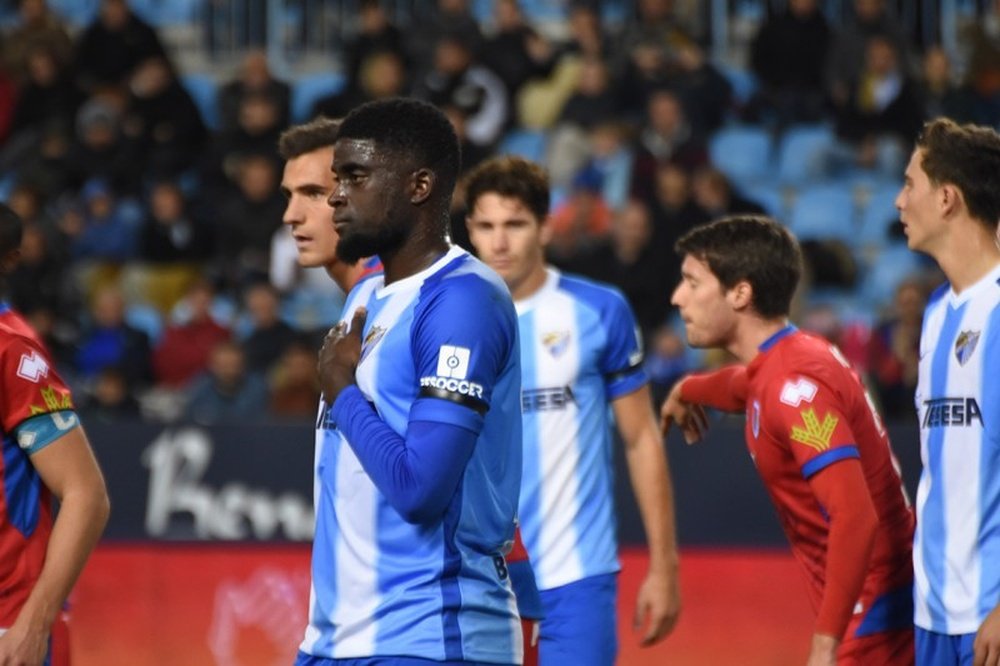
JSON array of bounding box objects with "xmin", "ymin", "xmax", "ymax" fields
[
  {"xmin": 300, "ymin": 246, "xmax": 523, "ymax": 663},
  {"xmin": 516, "ymin": 269, "xmax": 647, "ymax": 591},
  {"xmin": 914, "ymin": 262, "xmax": 1000, "ymax": 634}
]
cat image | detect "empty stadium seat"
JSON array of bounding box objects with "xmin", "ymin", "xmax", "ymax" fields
[
  {"xmin": 709, "ymin": 125, "xmax": 772, "ymax": 189},
  {"xmin": 498, "ymin": 129, "xmax": 548, "ymax": 163},
  {"xmin": 857, "ymin": 182, "xmax": 903, "ymax": 249},
  {"xmin": 180, "ymin": 73, "xmax": 220, "ymax": 131},
  {"xmin": 787, "ymin": 182, "xmax": 858, "ymax": 244},
  {"xmin": 124, "ymin": 302, "xmax": 165, "ymax": 345},
  {"xmin": 775, "ymin": 124, "xmax": 835, "ymax": 185},
  {"xmin": 291, "ymin": 71, "xmax": 347, "ymax": 123},
  {"xmin": 858, "ymin": 243, "xmax": 929, "ymax": 309}
]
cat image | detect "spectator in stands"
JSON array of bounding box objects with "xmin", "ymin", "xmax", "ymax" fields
[
  {"xmin": 239, "ymin": 281, "xmax": 296, "ymax": 375},
  {"xmin": 546, "ymin": 164, "xmax": 612, "ymax": 266},
  {"xmin": 7, "ymin": 42, "xmax": 81, "ymax": 142},
  {"xmin": 9, "ymin": 123, "xmax": 73, "ymax": 200},
  {"xmin": 74, "ymin": 0, "xmax": 168, "ymax": 94},
  {"xmin": 960, "ymin": 0, "xmax": 1000, "ymax": 126},
  {"xmin": 268, "ymin": 339, "xmax": 320, "ymax": 419},
  {"xmin": 181, "ymin": 340, "xmax": 268, "ymax": 425},
  {"xmin": 311, "ymin": 49, "xmax": 408, "ymax": 120},
  {"xmin": 214, "ymin": 154, "xmax": 286, "ymax": 291},
  {"xmin": 749, "ymin": 0, "xmax": 831, "ymax": 127},
  {"xmin": 582, "ymin": 120, "xmax": 636, "ymax": 212},
  {"xmin": 645, "ymin": 324, "xmax": 693, "ymax": 405},
  {"xmin": 479, "ymin": 0, "xmax": 555, "ymax": 119},
  {"xmin": 831, "ymin": 35, "xmax": 923, "ymax": 177},
  {"xmin": 919, "ymin": 45, "xmax": 977, "ymax": 122},
  {"xmin": 138, "ymin": 179, "xmax": 213, "ymax": 265},
  {"xmin": 573, "ymin": 198, "xmax": 674, "ymax": 339},
  {"xmin": 122, "ymin": 56, "xmax": 207, "ymax": 180},
  {"xmin": 646, "ymin": 161, "xmax": 708, "ymax": 284},
  {"xmin": 414, "ymin": 33, "xmax": 509, "ymax": 151},
  {"xmin": 78, "ymin": 366, "xmax": 141, "ymax": 422},
  {"xmin": 826, "ymin": 0, "xmax": 916, "ymax": 111},
  {"xmin": 69, "ymin": 178, "xmax": 139, "ymax": 264},
  {"xmin": 218, "ymin": 49, "xmax": 291, "ymax": 132},
  {"xmin": 6, "ymin": 218, "xmax": 72, "ymax": 317},
  {"xmin": 66, "ymin": 95, "xmax": 141, "ymax": 195},
  {"xmin": 407, "ymin": 0, "xmax": 483, "ymax": 76},
  {"xmin": 343, "ymin": 0, "xmax": 409, "ymax": 86},
  {"xmin": 630, "ymin": 88, "xmax": 708, "ymax": 202},
  {"xmin": 866, "ymin": 278, "xmax": 927, "ymax": 419},
  {"xmin": 202, "ymin": 92, "xmax": 283, "ymax": 193},
  {"xmin": 1, "ymin": 0, "xmax": 74, "ymax": 76},
  {"xmin": 74, "ymin": 284, "xmax": 152, "ymax": 388},
  {"xmin": 152, "ymin": 278, "xmax": 231, "ymax": 388},
  {"xmin": 690, "ymin": 166, "xmax": 767, "ymax": 220}
]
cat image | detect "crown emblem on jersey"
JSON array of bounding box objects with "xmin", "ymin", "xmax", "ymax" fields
[
  {"xmin": 542, "ymin": 331, "xmax": 571, "ymax": 358},
  {"xmin": 954, "ymin": 330, "xmax": 980, "ymax": 366},
  {"xmin": 359, "ymin": 325, "xmax": 387, "ymax": 364},
  {"xmin": 790, "ymin": 408, "xmax": 838, "ymax": 452}
]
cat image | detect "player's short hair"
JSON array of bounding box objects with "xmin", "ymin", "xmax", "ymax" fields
[
  {"xmin": 917, "ymin": 118, "xmax": 1000, "ymax": 231},
  {"xmin": 0, "ymin": 202, "xmax": 23, "ymax": 257},
  {"xmin": 462, "ymin": 156, "xmax": 550, "ymax": 222},
  {"xmin": 278, "ymin": 117, "xmax": 341, "ymax": 160},
  {"xmin": 336, "ymin": 98, "xmax": 461, "ymax": 203},
  {"xmin": 676, "ymin": 215, "xmax": 802, "ymax": 319}
]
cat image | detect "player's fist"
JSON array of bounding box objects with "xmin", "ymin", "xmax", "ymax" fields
[{"xmin": 319, "ymin": 308, "xmax": 367, "ymax": 405}]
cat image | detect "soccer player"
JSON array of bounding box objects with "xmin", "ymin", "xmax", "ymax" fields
[
  {"xmin": 299, "ymin": 98, "xmax": 524, "ymax": 665},
  {"xmin": 0, "ymin": 203, "xmax": 110, "ymax": 665},
  {"xmin": 661, "ymin": 215, "xmax": 915, "ymax": 665},
  {"xmin": 280, "ymin": 116, "xmax": 541, "ymax": 664},
  {"xmin": 464, "ymin": 156, "xmax": 681, "ymax": 665},
  {"xmin": 895, "ymin": 118, "xmax": 1000, "ymax": 666}
]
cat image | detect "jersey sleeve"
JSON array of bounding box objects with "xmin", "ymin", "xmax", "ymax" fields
[
  {"xmin": 597, "ymin": 290, "xmax": 647, "ymax": 399},
  {"xmin": 410, "ymin": 274, "xmax": 518, "ymax": 432},
  {"xmin": 760, "ymin": 373, "xmax": 860, "ymax": 479},
  {"xmin": 0, "ymin": 334, "xmax": 74, "ymax": 436}
]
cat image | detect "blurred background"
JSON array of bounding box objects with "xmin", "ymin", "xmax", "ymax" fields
[{"xmin": 0, "ymin": 0, "xmax": 993, "ymax": 662}]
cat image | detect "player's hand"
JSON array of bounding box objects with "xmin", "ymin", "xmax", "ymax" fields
[
  {"xmin": 0, "ymin": 618, "xmax": 50, "ymax": 666},
  {"xmin": 633, "ymin": 568, "xmax": 680, "ymax": 647},
  {"xmin": 804, "ymin": 633, "xmax": 838, "ymax": 666},
  {"xmin": 318, "ymin": 308, "xmax": 366, "ymax": 405},
  {"xmin": 974, "ymin": 603, "xmax": 1000, "ymax": 666},
  {"xmin": 659, "ymin": 380, "xmax": 708, "ymax": 443}
]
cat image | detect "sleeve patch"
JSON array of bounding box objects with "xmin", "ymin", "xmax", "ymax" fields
[
  {"xmin": 16, "ymin": 351, "xmax": 50, "ymax": 382},
  {"xmin": 779, "ymin": 378, "xmax": 818, "ymax": 407},
  {"xmin": 789, "ymin": 408, "xmax": 839, "ymax": 452},
  {"xmin": 14, "ymin": 410, "xmax": 80, "ymax": 455},
  {"xmin": 436, "ymin": 345, "xmax": 471, "ymax": 379}
]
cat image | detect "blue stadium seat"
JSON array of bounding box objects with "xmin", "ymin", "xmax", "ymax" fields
[
  {"xmin": 131, "ymin": 0, "xmax": 203, "ymax": 26},
  {"xmin": 858, "ymin": 243, "xmax": 928, "ymax": 309},
  {"xmin": 858, "ymin": 182, "xmax": 903, "ymax": 249},
  {"xmin": 718, "ymin": 65, "xmax": 758, "ymax": 109},
  {"xmin": 775, "ymin": 124, "xmax": 835, "ymax": 185},
  {"xmin": 124, "ymin": 302, "xmax": 165, "ymax": 345},
  {"xmin": 180, "ymin": 73, "xmax": 220, "ymax": 131},
  {"xmin": 48, "ymin": 0, "xmax": 99, "ymax": 27},
  {"xmin": 787, "ymin": 182, "xmax": 858, "ymax": 244},
  {"xmin": 709, "ymin": 126, "xmax": 772, "ymax": 189},
  {"xmin": 745, "ymin": 182, "xmax": 790, "ymax": 221},
  {"xmin": 497, "ymin": 129, "xmax": 548, "ymax": 163},
  {"xmin": 291, "ymin": 72, "xmax": 347, "ymax": 123}
]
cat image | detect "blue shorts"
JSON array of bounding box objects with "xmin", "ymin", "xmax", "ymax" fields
[
  {"xmin": 915, "ymin": 627, "xmax": 976, "ymax": 666},
  {"xmin": 295, "ymin": 654, "xmax": 513, "ymax": 666},
  {"xmin": 538, "ymin": 573, "xmax": 618, "ymax": 666}
]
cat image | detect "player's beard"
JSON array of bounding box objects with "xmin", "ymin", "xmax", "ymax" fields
[{"xmin": 337, "ymin": 219, "xmax": 409, "ymax": 264}]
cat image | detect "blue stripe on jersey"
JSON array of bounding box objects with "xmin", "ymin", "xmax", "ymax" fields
[
  {"xmin": 2, "ymin": 435, "xmax": 41, "ymax": 536},
  {"xmin": 800, "ymin": 445, "xmax": 860, "ymax": 479},
  {"xmin": 924, "ymin": 300, "xmax": 967, "ymax": 629},
  {"xmin": 310, "ymin": 432, "xmax": 339, "ymax": 656},
  {"xmin": 517, "ymin": 307, "xmax": 542, "ymax": 571},
  {"xmin": 569, "ymin": 296, "xmax": 619, "ymax": 579},
  {"xmin": 978, "ymin": 303, "xmax": 1000, "ymax": 621}
]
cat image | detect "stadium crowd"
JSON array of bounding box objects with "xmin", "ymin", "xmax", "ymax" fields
[{"xmin": 0, "ymin": 0, "xmax": 997, "ymax": 424}]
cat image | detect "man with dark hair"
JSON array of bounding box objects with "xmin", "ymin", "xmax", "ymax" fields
[
  {"xmin": 661, "ymin": 215, "xmax": 915, "ymax": 665},
  {"xmin": 0, "ymin": 203, "xmax": 110, "ymax": 665},
  {"xmin": 464, "ymin": 155, "xmax": 680, "ymax": 665},
  {"xmin": 299, "ymin": 98, "xmax": 524, "ymax": 665},
  {"xmin": 895, "ymin": 118, "xmax": 1000, "ymax": 666}
]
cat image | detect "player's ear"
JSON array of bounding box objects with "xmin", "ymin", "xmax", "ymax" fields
[
  {"xmin": 538, "ymin": 216, "xmax": 553, "ymax": 247},
  {"xmin": 938, "ymin": 182, "xmax": 963, "ymax": 218},
  {"xmin": 410, "ymin": 168, "xmax": 434, "ymax": 205},
  {"xmin": 729, "ymin": 280, "xmax": 753, "ymax": 310},
  {"xmin": 0, "ymin": 248, "xmax": 20, "ymax": 275}
]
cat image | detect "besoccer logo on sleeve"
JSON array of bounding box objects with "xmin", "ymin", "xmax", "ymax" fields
[{"xmin": 437, "ymin": 345, "xmax": 471, "ymax": 379}]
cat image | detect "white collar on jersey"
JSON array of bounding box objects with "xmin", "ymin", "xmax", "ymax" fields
[
  {"xmin": 946, "ymin": 261, "xmax": 1000, "ymax": 307},
  {"xmin": 514, "ymin": 267, "xmax": 560, "ymax": 316}
]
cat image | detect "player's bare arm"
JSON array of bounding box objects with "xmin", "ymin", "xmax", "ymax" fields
[
  {"xmin": 613, "ymin": 384, "xmax": 681, "ymax": 646},
  {"xmin": 0, "ymin": 425, "xmax": 109, "ymax": 666}
]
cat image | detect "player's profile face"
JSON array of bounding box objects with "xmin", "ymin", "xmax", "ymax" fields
[
  {"xmin": 466, "ymin": 193, "xmax": 548, "ymax": 292},
  {"xmin": 895, "ymin": 149, "xmax": 941, "ymax": 254},
  {"xmin": 671, "ymin": 254, "xmax": 733, "ymax": 348},
  {"xmin": 281, "ymin": 146, "xmax": 340, "ymax": 268},
  {"xmin": 329, "ymin": 137, "xmax": 410, "ymax": 263}
]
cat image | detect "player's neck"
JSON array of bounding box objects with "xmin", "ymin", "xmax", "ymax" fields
[
  {"xmin": 511, "ymin": 262, "xmax": 548, "ymax": 302},
  {"xmin": 936, "ymin": 222, "xmax": 1000, "ymax": 294},
  {"xmin": 381, "ymin": 228, "xmax": 450, "ymax": 286},
  {"xmin": 329, "ymin": 261, "xmax": 367, "ymax": 293},
  {"xmin": 730, "ymin": 317, "xmax": 789, "ymax": 364}
]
